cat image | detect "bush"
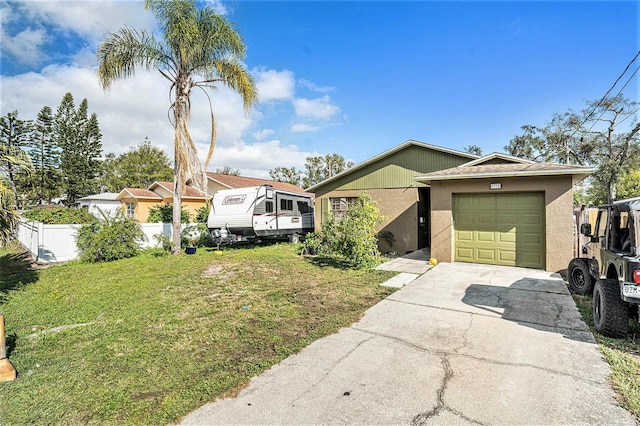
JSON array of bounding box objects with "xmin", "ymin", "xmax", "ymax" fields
[
  {"xmin": 22, "ymin": 207, "xmax": 97, "ymax": 224},
  {"xmin": 181, "ymin": 223, "xmax": 214, "ymax": 248},
  {"xmin": 195, "ymin": 205, "xmax": 210, "ymax": 223},
  {"xmin": 147, "ymin": 203, "xmax": 190, "ymax": 223},
  {"xmin": 311, "ymin": 193, "xmax": 384, "ymax": 268},
  {"xmin": 76, "ymin": 211, "xmax": 147, "ymax": 263}
]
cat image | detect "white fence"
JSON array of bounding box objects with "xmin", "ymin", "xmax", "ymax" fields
[{"xmin": 16, "ymin": 219, "xmax": 190, "ymax": 263}]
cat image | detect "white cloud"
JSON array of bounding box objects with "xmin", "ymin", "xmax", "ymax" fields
[
  {"xmin": 254, "ymin": 68, "xmax": 295, "ymax": 101},
  {"xmin": 293, "ymin": 95, "xmax": 340, "ymax": 120},
  {"xmin": 19, "ymin": 0, "xmax": 153, "ymax": 43},
  {"xmin": 298, "ymin": 79, "xmax": 335, "ymax": 93},
  {"xmin": 253, "ymin": 128, "xmax": 275, "ymax": 140},
  {"xmin": 208, "ymin": 140, "xmax": 317, "ymax": 179},
  {"xmin": 0, "ymin": 64, "xmax": 255, "ymax": 161},
  {"xmin": 1, "ymin": 27, "xmax": 46, "ymax": 66},
  {"xmin": 291, "ymin": 123, "xmax": 320, "ymax": 132}
]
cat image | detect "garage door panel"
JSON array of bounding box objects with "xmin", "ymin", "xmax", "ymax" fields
[
  {"xmin": 476, "ymin": 249, "xmax": 497, "ymax": 262},
  {"xmin": 498, "ymin": 250, "xmax": 516, "ymax": 263},
  {"xmin": 498, "ymin": 232, "xmax": 516, "ymax": 243},
  {"xmin": 477, "ymin": 231, "xmax": 496, "ymax": 242},
  {"xmin": 453, "ymin": 193, "xmax": 545, "ymax": 269},
  {"xmin": 457, "ymin": 230, "xmax": 475, "ymax": 242},
  {"xmin": 477, "ymin": 212, "xmax": 496, "ymax": 226},
  {"xmin": 456, "ymin": 247, "xmax": 474, "ymax": 262}
]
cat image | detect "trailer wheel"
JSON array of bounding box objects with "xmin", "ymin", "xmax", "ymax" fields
[
  {"xmin": 568, "ymin": 259, "xmax": 594, "ymax": 295},
  {"xmin": 593, "ymin": 279, "xmax": 628, "ymax": 338}
]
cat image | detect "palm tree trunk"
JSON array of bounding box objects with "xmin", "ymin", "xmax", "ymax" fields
[{"xmin": 171, "ymin": 79, "xmax": 191, "ymax": 255}]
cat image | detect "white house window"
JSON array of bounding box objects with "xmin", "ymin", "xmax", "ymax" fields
[
  {"xmin": 329, "ymin": 197, "xmax": 357, "ymax": 218},
  {"xmin": 126, "ymin": 202, "xmax": 135, "ymax": 219}
]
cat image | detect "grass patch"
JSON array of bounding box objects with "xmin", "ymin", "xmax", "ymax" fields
[
  {"xmin": 573, "ymin": 293, "xmax": 640, "ymax": 419},
  {"xmin": 0, "ymin": 243, "xmax": 395, "ymax": 424}
]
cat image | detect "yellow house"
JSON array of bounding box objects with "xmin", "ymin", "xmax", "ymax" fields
[{"xmin": 117, "ymin": 181, "xmax": 209, "ymax": 223}]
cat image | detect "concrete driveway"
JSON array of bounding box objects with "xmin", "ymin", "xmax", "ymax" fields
[{"xmin": 181, "ymin": 262, "xmax": 634, "ymax": 425}]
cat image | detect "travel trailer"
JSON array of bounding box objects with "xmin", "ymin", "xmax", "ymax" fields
[{"xmin": 207, "ymin": 185, "xmax": 314, "ymax": 245}]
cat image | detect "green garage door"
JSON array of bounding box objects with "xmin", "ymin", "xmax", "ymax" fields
[{"xmin": 453, "ymin": 193, "xmax": 545, "ymax": 269}]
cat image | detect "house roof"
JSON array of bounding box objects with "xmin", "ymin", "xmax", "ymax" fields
[
  {"xmin": 76, "ymin": 192, "xmax": 120, "ymax": 202},
  {"xmin": 206, "ymin": 172, "xmax": 307, "ymax": 194},
  {"xmin": 305, "ymin": 139, "xmax": 479, "ymax": 192},
  {"xmin": 117, "ymin": 188, "xmax": 162, "ymax": 200},
  {"xmin": 414, "ymin": 154, "xmax": 594, "ymax": 183},
  {"xmin": 150, "ymin": 181, "xmax": 209, "ymax": 199}
]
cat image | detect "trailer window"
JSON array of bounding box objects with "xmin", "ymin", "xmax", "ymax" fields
[
  {"xmin": 265, "ymin": 201, "xmax": 274, "ymax": 213},
  {"xmin": 281, "ymin": 199, "xmax": 293, "ymax": 211},
  {"xmin": 297, "ymin": 201, "xmax": 311, "ymax": 214}
]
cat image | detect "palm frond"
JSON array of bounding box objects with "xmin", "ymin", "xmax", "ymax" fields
[{"xmin": 97, "ymin": 27, "xmax": 172, "ymax": 89}]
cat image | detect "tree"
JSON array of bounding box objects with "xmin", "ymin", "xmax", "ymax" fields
[
  {"xmin": 615, "ymin": 168, "xmax": 640, "ymax": 200},
  {"xmin": 463, "ymin": 144, "xmax": 483, "ymax": 156},
  {"xmin": 97, "ymin": 0, "xmax": 257, "ymax": 254},
  {"xmin": 55, "ymin": 94, "xmax": 103, "ymax": 205},
  {"xmin": 214, "ymin": 165, "xmax": 241, "ymax": 176},
  {"xmin": 302, "ymin": 154, "xmax": 354, "ymax": 188},
  {"xmin": 269, "ymin": 166, "xmax": 303, "ymax": 186},
  {"xmin": 0, "ymin": 111, "xmax": 33, "ymax": 206},
  {"xmin": 0, "ymin": 139, "xmax": 32, "ymax": 245},
  {"xmin": 101, "ymin": 138, "xmax": 173, "ymax": 191},
  {"xmin": 29, "ymin": 106, "xmax": 60, "ymax": 204},
  {"xmin": 505, "ymin": 95, "xmax": 640, "ymax": 204}
]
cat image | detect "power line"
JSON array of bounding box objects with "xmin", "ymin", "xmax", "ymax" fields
[
  {"xmin": 586, "ymin": 64, "xmax": 640, "ymax": 133},
  {"xmin": 572, "ymin": 50, "xmax": 640, "ymax": 135}
]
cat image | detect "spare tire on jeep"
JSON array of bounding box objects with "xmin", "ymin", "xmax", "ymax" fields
[{"xmin": 568, "ymin": 258, "xmax": 594, "ymax": 294}]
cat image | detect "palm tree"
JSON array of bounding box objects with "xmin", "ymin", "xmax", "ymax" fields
[
  {"xmin": 0, "ymin": 144, "xmax": 32, "ymax": 245},
  {"xmin": 97, "ymin": 0, "xmax": 257, "ymax": 253}
]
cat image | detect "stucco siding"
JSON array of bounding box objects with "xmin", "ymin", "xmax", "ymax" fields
[
  {"xmin": 314, "ymin": 188, "xmax": 420, "ymax": 254},
  {"xmin": 429, "ymin": 175, "xmax": 574, "ymax": 273}
]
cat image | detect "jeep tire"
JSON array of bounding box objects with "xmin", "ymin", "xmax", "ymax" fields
[
  {"xmin": 568, "ymin": 258, "xmax": 594, "ymax": 295},
  {"xmin": 593, "ymin": 279, "xmax": 628, "ymax": 338}
]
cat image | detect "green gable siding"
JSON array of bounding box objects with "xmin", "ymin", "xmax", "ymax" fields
[{"xmin": 316, "ymin": 145, "xmax": 472, "ymax": 193}]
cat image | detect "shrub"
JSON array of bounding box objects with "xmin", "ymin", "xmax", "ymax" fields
[
  {"xmin": 335, "ymin": 193, "xmax": 383, "ymax": 267},
  {"xmin": 195, "ymin": 205, "xmax": 210, "ymax": 223},
  {"xmin": 76, "ymin": 211, "xmax": 147, "ymax": 263},
  {"xmin": 147, "ymin": 203, "xmax": 190, "ymax": 223},
  {"xmin": 181, "ymin": 223, "xmax": 214, "ymax": 248},
  {"xmin": 22, "ymin": 207, "xmax": 97, "ymax": 224},
  {"xmin": 312, "ymin": 193, "xmax": 384, "ymax": 268}
]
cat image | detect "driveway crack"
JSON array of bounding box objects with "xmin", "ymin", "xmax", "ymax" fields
[{"xmin": 290, "ymin": 333, "xmax": 375, "ymax": 405}]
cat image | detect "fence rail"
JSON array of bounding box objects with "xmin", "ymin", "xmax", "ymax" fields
[{"xmin": 16, "ymin": 219, "xmax": 190, "ymax": 263}]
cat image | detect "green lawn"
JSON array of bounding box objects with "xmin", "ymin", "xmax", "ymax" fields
[
  {"xmin": 0, "ymin": 243, "xmax": 395, "ymax": 424},
  {"xmin": 572, "ymin": 293, "xmax": 640, "ymax": 420}
]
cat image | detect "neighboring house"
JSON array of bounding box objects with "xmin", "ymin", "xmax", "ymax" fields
[
  {"xmin": 308, "ymin": 140, "xmax": 594, "ymax": 273},
  {"xmin": 307, "ymin": 140, "xmax": 478, "ymax": 256},
  {"xmin": 206, "ymin": 172, "xmax": 307, "ymax": 197},
  {"xmin": 117, "ymin": 181, "xmax": 209, "ymax": 223},
  {"xmin": 76, "ymin": 192, "xmax": 121, "ymax": 218}
]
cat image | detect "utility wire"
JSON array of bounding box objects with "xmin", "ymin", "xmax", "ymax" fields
[
  {"xmin": 612, "ymin": 104, "xmax": 640, "ymax": 129},
  {"xmin": 571, "ymin": 50, "xmax": 640, "ymax": 136},
  {"xmin": 586, "ymin": 64, "xmax": 640, "ymax": 133}
]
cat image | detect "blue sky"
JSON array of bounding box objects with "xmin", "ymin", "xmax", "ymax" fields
[{"xmin": 1, "ymin": 1, "xmax": 638, "ymax": 178}]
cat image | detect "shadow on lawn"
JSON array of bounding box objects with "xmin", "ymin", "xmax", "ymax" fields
[
  {"xmin": 0, "ymin": 249, "xmax": 39, "ymax": 304},
  {"xmin": 304, "ymin": 254, "xmax": 354, "ymax": 270}
]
